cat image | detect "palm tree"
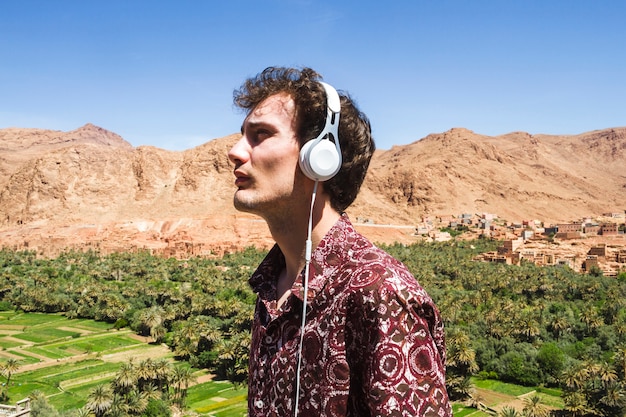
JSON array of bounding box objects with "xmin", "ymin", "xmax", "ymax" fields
[
  {"xmin": 549, "ymin": 312, "xmax": 571, "ymax": 340},
  {"xmin": 613, "ymin": 345, "xmax": 626, "ymax": 380},
  {"xmin": 446, "ymin": 374, "xmax": 474, "ymax": 401},
  {"xmin": 105, "ymin": 393, "xmax": 127, "ymax": 417},
  {"xmin": 152, "ymin": 358, "xmax": 172, "ymax": 392},
  {"xmin": 582, "ymin": 360, "xmax": 601, "ymax": 383},
  {"xmin": 615, "ymin": 319, "xmax": 626, "ymax": 341},
  {"xmin": 0, "ymin": 358, "xmax": 20, "ymax": 387},
  {"xmin": 136, "ymin": 358, "xmax": 156, "ymax": 390},
  {"xmin": 597, "ymin": 362, "xmax": 618, "ymax": 389},
  {"xmin": 498, "ymin": 406, "xmax": 521, "ymax": 417},
  {"xmin": 139, "ymin": 305, "xmax": 166, "ymax": 343},
  {"xmin": 579, "ymin": 307, "xmax": 602, "ymax": 335},
  {"xmin": 440, "ymin": 296, "xmax": 463, "ymax": 324},
  {"xmin": 123, "ymin": 389, "xmax": 149, "ymax": 415},
  {"xmin": 562, "ymin": 366, "xmax": 587, "ymax": 391},
  {"xmin": 522, "ymin": 394, "xmax": 549, "ymax": 417},
  {"xmin": 151, "ymin": 324, "xmax": 167, "ymax": 343},
  {"xmin": 113, "ymin": 360, "xmax": 137, "ymax": 395},
  {"xmin": 516, "ymin": 309, "xmax": 541, "ymax": 342},
  {"xmin": 95, "ymin": 293, "xmax": 128, "ymax": 323},
  {"xmin": 602, "ymin": 287, "xmax": 626, "ymax": 324},
  {"xmin": 446, "ymin": 329, "xmax": 479, "ymax": 377},
  {"xmin": 173, "ymin": 337, "xmax": 196, "ymax": 359},
  {"xmin": 599, "ymin": 383, "xmax": 626, "ymax": 410},
  {"xmin": 86, "ymin": 384, "xmax": 114, "ymax": 417},
  {"xmin": 562, "ymin": 391, "xmax": 592, "ymax": 417},
  {"xmin": 142, "ymin": 383, "xmax": 162, "ymax": 402},
  {"xmin": 171, "ymin": 366, "xmax": 195, "ymax": 407},
  {"xmin": 74, "ymin": 407, "xmax": 91, "ymax": 417}
]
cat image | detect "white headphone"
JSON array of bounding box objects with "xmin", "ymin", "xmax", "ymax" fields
[
  {"xmin": 294, "ymin": 82, "xmax": 341, "ymax": 416},
  {"xmin": 298, "ymin": 82, "xmax": 342, "ymax": 181}
]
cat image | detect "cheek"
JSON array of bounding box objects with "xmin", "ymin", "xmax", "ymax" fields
[{"xmin": 263, "ymin": 147, "xmax": 300, "ymax": 176}]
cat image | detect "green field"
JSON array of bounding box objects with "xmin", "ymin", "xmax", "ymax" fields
[
  {"xmin": 0, "ymin": 312, "xmax": 247, "ymax": 415},
  {"xmin": 0, "ymin": 312, "xmax": 563, "ymax": 416}
]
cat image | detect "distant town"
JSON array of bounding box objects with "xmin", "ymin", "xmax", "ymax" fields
[
  {"xmin": 408, "ymin": 211, "xmax": 626, "ymax": 276},
  {"xmin": 4, "ymin": 211, "xmax": 625, "ymax": 277}
]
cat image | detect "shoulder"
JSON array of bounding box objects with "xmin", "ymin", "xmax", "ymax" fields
[
  {"xmin": 347, "ymin": 243, "xmax": 430, "ymax": 304},
  {"xmin": 315, "ymin": 215, "xmax": 434, "ymax": 309},
  {"xmin": 344, "ymin": 243, "xmax": 442, "ymax": 332}
]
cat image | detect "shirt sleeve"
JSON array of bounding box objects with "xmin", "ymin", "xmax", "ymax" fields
[{"xmin": 349, "ymin": 278, "xmax": 452, "ymax": 417}]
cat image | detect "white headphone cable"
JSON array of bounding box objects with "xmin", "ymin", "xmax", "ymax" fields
[{"xmin": 294, "ymin": 179, "xmax": 318, "ymax": 417}]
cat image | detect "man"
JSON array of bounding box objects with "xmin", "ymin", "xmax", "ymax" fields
[{"xmin": 228, "ymin": 67, "xmax": 451, "ymax": 417}]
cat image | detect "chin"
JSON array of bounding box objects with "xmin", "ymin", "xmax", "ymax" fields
[{"xmin": 233, "ymin": 195, "xmax": 258, "ymax": 214}]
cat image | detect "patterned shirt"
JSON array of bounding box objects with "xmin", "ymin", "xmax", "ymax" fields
[{"xmin": 247, "ymin": 215, "xmax": 451, "ymax": 417}]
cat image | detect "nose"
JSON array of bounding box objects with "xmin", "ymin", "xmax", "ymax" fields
[{"xmin": 228, "ymin": 135, "xmax": 249, "ymax": 166}]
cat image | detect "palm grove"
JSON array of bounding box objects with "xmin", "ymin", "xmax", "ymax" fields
[{"xmin": 0, "ymin": 237, "xmax": 625, "ymax": 416}]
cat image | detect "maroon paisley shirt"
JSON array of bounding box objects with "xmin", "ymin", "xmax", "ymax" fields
[{"xmin": 247, "ymin": 215, "xmax": 451, "ymax": 417}]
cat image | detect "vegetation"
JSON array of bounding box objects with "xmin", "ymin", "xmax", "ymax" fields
[
  {"xmin": 0, "ymin": 238, "xmax": 624, "ymax": 415},
  {"xmin": 381, "ymin": 240, "xmax": 626, "ymax": 416}
]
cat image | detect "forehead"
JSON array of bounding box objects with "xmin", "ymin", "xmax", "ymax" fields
[{"xmin": 245, "ymin": 92, "xmax": 296, "ymax": 125}]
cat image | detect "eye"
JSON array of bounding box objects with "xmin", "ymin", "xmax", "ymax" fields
[
  {"xmin": 243, "ymin": 122, "xmax": 275, "ymax": 145},
  {"xmin": 254, "ymin": 129, "xmax": 271, "ymax": 142}
]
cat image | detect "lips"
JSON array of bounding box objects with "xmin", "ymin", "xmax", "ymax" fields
[{"xmin": 234, "ymin": 170, "xmax": 250, "ymax": 187}]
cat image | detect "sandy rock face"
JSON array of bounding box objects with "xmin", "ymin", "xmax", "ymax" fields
[{"xmin": 1, "ymin": 124, "xmax": 625, "ymax": 257}]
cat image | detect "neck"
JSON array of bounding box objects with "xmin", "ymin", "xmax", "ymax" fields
[{"xmin": 267, "ymin": 190, "xmax": 340, "ymax": 295}]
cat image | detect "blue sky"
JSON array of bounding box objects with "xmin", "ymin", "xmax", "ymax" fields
[{"xmin": 2, "ymin": 1, "xmax": 625, "ymax": 151}]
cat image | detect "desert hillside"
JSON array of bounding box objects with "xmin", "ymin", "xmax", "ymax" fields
[{"xmin": 1, "ymin": 123, "xmax": 625, "ymax": 256}]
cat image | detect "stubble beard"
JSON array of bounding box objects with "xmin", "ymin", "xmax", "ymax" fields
[
  {"xmin": 232, "ymin": 189, "xmax": 285, "ymax": 219},
  {"xmin": 232, "ymin": 181, "xmax": 303, "ymax": 229},
  {"xmin": 233, "ymin": 190, "xmax": 258, "ymax": 214}
]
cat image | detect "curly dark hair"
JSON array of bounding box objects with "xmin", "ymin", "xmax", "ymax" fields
[{"xmin": 233, "ymin": 66, "xmax": 375, "ymax": 212}]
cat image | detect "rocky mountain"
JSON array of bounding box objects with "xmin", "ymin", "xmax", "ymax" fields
[
  {"xmin": 1, "ymin": 123, "xmax": 625, "ymax": 256},
  {"xmin": 358, "ymin": 127, "xmax": 626, "ymax": 223}
]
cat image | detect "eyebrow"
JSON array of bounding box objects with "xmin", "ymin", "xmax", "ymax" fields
[{"xmin": 241, "ymin": 120, "xmax": 276, "ymax": 135}]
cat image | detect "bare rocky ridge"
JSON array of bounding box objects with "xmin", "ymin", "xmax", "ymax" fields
[
  {"xmin": 357, "ymin": 127, "xmax": 626, "ymax": 223},
  {"xmin": 1, "ymin": 124, "xmax": 625, "ymax": 257}
]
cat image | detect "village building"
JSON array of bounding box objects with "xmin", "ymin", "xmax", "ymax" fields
[
  {"xmin": 499, "ymin": 238, "xmax": 524, "ymax": 255},
  {"xmin": 459, "ymin": 213, "xmax": 473, "ymax": 225},
  {"xmin": 602, "ymin": 212, "xmax": 626, "ymax": 219},
  {"xmin": 472, "ymin": 212, "xmax": 626, "ymax": 275},
  {"xmin": 556, "ymin": 258, "xmax": 575, "ymax": 269},
  {"xmin": 583, "ymin": 224, "xmax": 601, "ymax": 235},
  {"xmin": 436, "ymin": 214, "xmax": 455, "ymax": 223},
  {"xmin": 583, "ymin": 255, "xmax": 600, "ymax": 272},
  {"xmin": 600, "ymin": 222, "xmax": 619, "ymax": 236},
  {"xmin": 415, "ymin": 225, "xmax": 430, "ymax": 235},
  {"xmin": 477, "ymin": 218, "xmax": 492, "ymax": 230},
  {"xmin": 556, "ymin": 223, "xmax": 582, "ymax": 233},
  {"xmin": 543, "ymin": 226, "xmax": 558, "ymax": 236},
  {"xmin": 588, "ymin": 244, "xmax": 607, "ymax": 258},
  {"xmin": 555, "ymin": 222, "xmax": 582, "ymax": 239},
  {"xmin": 429, "ymin": 230, "xmax": 452, "ymax": 242},
  {"xmin": 521, "ymin": 230, "xmax": 534, "ymax": 241}
]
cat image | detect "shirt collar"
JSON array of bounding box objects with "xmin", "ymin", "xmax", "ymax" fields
[{"xmin": 249, "ymin": 214, "xmax": 357, "ymax": 303}]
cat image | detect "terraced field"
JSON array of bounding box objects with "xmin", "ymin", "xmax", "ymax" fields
[
  {"xmin": 0, "ymin": 312, "xmax": 560, "ymax": 416},
  {"xmin": 0, "ymin": 311, "xmax": 246, "ymax": 415}
]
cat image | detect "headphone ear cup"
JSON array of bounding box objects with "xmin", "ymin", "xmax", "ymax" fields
[{"xmin": 299, "ymin": 139, "xmax": 341, "ymax": 181}]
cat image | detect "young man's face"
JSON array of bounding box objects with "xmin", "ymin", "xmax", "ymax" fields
[{"xmin": 228, "ymin": 92, "xmax": 306, "ymax": 220}]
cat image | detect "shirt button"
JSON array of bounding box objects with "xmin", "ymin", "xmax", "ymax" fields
[
  {"xmin": 254, "ymin": 399, "xmax": 264, "ymax": 409},
  {"xmin": 265, "ymin": 336, "xmax": 272, "ymax": 344}
]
